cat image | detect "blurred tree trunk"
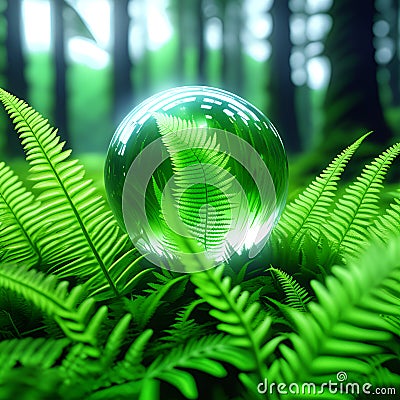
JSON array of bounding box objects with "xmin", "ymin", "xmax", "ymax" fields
[
  {"xmin": 112, "ymin": 0, "xmax": 133, "ymax": 123},
  {"xmin": 218, "ymin": 0, "xmax": 244, "ymax": 94},
  {"xmin": 227, "ymin": 0, "xmax": 243, "ymax": 95},
  {"xmin": 387, "ymin": 0, "xmax": 400, "ymax": 106},
  {"xmin": 268, "ymin": 0, "xmax": 301, "ymax": 153},
  {"xmin": 137, "ymin": 0, "xmax": 150, "ymax": 98},
  {"xmin": 51, "ymin": 0, "xmax": 69, "ymax": 143},
  {"xmin": 323, "ymin": 0, "xmax": 391, "ymax": 151},
  {"xmin": 176, "ymin": 0, "xmax": 185, "ymax": 84},
  {"xmin": 196, "ymin": 0, "xmax": 206, "ymax": 84},
  {"xmin": 5, "ymin": 0, "xmax": 27, "ymax": 156},
  {"xmin": 219, "ymin": 0, "xmax": 228, "ymax": 88}
]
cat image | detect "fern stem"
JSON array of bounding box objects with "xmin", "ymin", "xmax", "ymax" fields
[
  {"xmin": 0, "ymin": 310, "xmax": 21, "ymax": 338},
  {"xmin": 20, "ymin": 325, "xmax": 47, "ymax": 337},
  {"xmin": 181, "ymin": 298, "xmax": 206, "ymax": 322}
]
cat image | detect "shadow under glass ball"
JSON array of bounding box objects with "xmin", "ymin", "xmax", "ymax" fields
[{"xmin": 104, "ymin": 86, "xmax": 288, "ymax": 273}]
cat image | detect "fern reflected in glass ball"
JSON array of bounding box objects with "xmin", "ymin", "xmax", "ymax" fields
[{"xmin": 105, "ymin": 86, "xmax": 288, "ymax": 272}]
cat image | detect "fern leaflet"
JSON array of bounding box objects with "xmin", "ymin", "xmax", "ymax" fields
[
  {"xmin": 91, "ymin": 334, "xmax": 248, "ymax": 400},
  {"xmin": 269, "ymin": 267, "xmax": 311, "ymax": 311},
  {"xmin": 369, "ymin": 188, "xmax": 400, "ymax": 241},
  {"xmin": 0, "ymin": 162, "xmax": 42, "ymax": 266}
]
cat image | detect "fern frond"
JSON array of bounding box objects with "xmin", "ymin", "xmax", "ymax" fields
[
  {"xmin": 92, "ymin": 334, "xmax": 248, "ymax": 400},
  {"xmin": 381, "ymin": 315, "xmax": 400, "ymax": 337},
  {"xmin": 0, "ymin": 89, "xmax": 140, "ymax": 299},
  {"xmin": 117, "ymin": 328, "xmax": 153, "ymax": 374},
  {"xmin": 269, "ymin": 267, "xmax": 311, "ymax": 311},
  {"xmin": 0, "ymin": 288, "xmax": 43, "ymax": 340},
  {"xmin": 272, "ymin": 133, "xmax": 369, "ymax": 242},
  {"xmin": 68, "ymin": 329, "xmax": 153, "ymax": 399},
  {"xmin": 323, "ymin": 142, "xmax": 400, "ymax": 257},
  {"xmin": 368, "ymin": 188, "xmax": 400, "ymax": 242},
  {"xmin": 60, "ymin": 316, "xmax": 151, "ymax": 396},
  {"xmin": 84, "ymin": 249, "xmax": 153, "ymax": 301},
  {"xmin": 269, "ymin": 235, "xmax": 400, "ymax": 392},
  {"xmin": 124, "ymin": 274, "xmax": 188, "ymax": 329},
  {"xmin": 192, "ymin": 265, "xmax": 282, "ymax": 380},
  {"xmin": 0, "ymin": 264, "xmax": 107, "ymax": 345},
  {"xmin": 143, "ymin": 334, "xmax": 241, "ymax": 399},
  {"xmin": 157, "ymin": 306, "xmax": 209, "ymax": 351},
  {"xmin": 154, "ymin": 113, "xmax": 237, "ymax": 260},
  {"xmin": 101, "ymin": 314, "xmax": 132, "ymax": 367},
  {"xmin": 0, "ymin": 162, "xmax": 42, "ymax": 266},
  {"xmin": 0, "ymin": 337, "xmax": 69, "ymax": 379},
  {"xmin": 161, "ymin": 318, "xmax": 206, "ymax": 347}
]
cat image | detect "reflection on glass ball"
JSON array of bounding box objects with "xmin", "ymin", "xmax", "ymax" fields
[{"xmin": 105, "ymin": 86, "xmax": 288, "ymax": 272}]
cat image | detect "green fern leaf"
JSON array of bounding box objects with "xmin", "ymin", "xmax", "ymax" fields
[
  {"xmin": 118, "ymin": 329, "xmax": 153, "ymax": 373},
  {"xmin": 144, "ymin": 335, "xmax": 234, "ymax": 399},
  {"xmin": 192, "ymin": 265, "xmax": 282, "ymax": 379},
  {"xmin": 368, "ymin": 188, "xmax": 400, "ymax": 242},
  {"xmin": 60, "ymin": 320, "xmax": 152, "ymax": 398},
  {"xmin": 103, "ymin": 334, "xmax": 245, "ymax": 400},
  {"xmin": 0, "ymin": 337, "xmax": 69, "ymax": 379},
  {"xmin": 0, "ymin": 89, "xmax": 143, "ymax": 299},
  {"xmin": 155, "ymin": 306, "xmax": 210, "ymax": 352},
  {"xmin": 101, "ymin": 314, "xmax": 132, "ymax": 367},
  {"xmin": 60, "ymin": 324, "xmax": 151, "ymax": 388},
  {"xmin": 154, "ymin": 113, "xmax": 238, "ymax": 261},
  {"xmin": 82, "ymin": 329, "xmax": 154, "ymax": 397},
  {"xmin": 323, "ymin": 142, "xmax": 400, "ymax": 257},
  {"xmin": 0, "ymin": 264, "xmax": 106, "ymax": 345},
  {"xmin": 269, "ymin": 267, "xmax": 311, "ymax": 311},
  {"xmin": 269, "ymin": 235, "xmax": 400, "ymax": 390},
  {"xmin": 272, "ymin": 133, "xmax": 369, "ymax": 242},
  {"xmin": 124, "ymin": 274, "xmax": 188, "ymax": 329},
  {"xmin": 85, "ymin": 248, "xmax": 153, "ymax": 301},
  {"xmin": 0, "ymin": 162, "xmax": 42, "ymax": 266}
]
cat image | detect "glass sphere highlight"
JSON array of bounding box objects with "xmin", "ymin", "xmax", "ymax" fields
[{"xmin": 104, "ymin": 86, "xmax": 288, "ymax": 272}]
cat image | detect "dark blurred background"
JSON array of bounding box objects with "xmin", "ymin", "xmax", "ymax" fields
[{"xmin": 0, "ymin": 0, "xmax": 399, "ymax": 184}]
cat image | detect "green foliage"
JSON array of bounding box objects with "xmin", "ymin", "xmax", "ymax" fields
[
  {"xmin": 124, "ymin": 273, "xmax": 188, "ymax": 329},
  {"xmin": 192, "ymin": 266, "xmax": 281, "ymax": 377},
  {"xmin": 270, "ymin": 132, "xmax": 400, "ymax": 275},
  {"xmin": 155, "ymin": 114, "xmax": 233, "ymax": 250},
  {"xmin": 268, "ymin": 267, "xmax": 311, "ymax": 312},
  {"xmin": 369, "ymin": 187, "xmax": 400, "ymax": 240},
  {"xmin": 0, "ymin": 162, "xmax": 42, "ymax": 266},
  {"xmin": 323, "ymin": 142, "xmax": 400, "ymax": 258},
  {"xmin": 0, "ymin": 337, "xmax": 69, "ymax": 378},
  {"xmin": 0, "ymin": 91, "xmax": 399, "ymax": 399},
  {"xmin": 0, "ymin": 89, "xmax": 152, "ymax": 300},
  {"xmin": 0, "ymin": 264, "xmax": 106, "ymax": 345},
  {"xmin": 274, "ymin": 132, "xmax": 370, "ymax": 243},
  {"xmin": 268, "ymin": 235, "xmax": 400, "ymax": 398}
]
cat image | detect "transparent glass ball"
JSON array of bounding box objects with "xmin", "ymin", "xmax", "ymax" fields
[{"xmin": 105, "ymin": 86, "xmax": 288, "ymax": 272}]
